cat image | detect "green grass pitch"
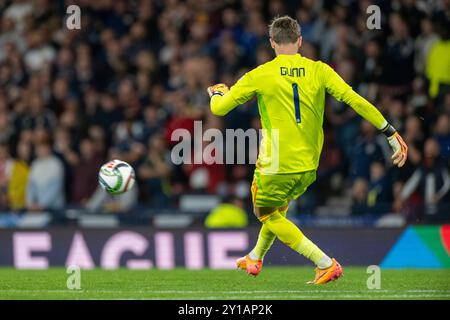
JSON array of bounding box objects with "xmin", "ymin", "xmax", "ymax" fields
[{"xmin": 0, "ymin": 267, "xmax": 449, "ymax": 300}]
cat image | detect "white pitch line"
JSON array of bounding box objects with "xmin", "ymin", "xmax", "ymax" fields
[
  {"xmin": 1, "ymin": 289, "xmax": 449, "ymax": 294},
  {"xmin": 100, "ymin": 294, "xmax": 450, "ymax": 300},
  {"xmin": 75, "ymin": 294, "xmax": 450, "ymax": 300}
]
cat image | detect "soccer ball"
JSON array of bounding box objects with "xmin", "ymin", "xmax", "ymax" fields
[{"xmin": 98, "ymin": 160, "xmax": 135, "ymax": 195}]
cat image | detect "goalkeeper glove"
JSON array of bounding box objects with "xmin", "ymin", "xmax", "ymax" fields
[
  {"xmin": 207, "ymin": 83, "xmax": 229, "ymax": 98},
  {"xmin": 382, "ymin": 124, "xmax": 408, "ymax": 168}
]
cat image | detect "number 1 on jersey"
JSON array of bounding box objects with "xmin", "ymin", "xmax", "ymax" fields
[{"xmin": 292, "ymin": 83, "xmax": 301, "ymax": 123}]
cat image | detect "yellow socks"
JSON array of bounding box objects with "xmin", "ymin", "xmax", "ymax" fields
[
  {"xmin": 255, "ymin": 209, "xmax": 331, "ymax": 268},
  {"xmin": 294, "ymin": 236, "xmax": 331, "ymax": 268},
  {"xmin": 249, "ymin": 224, "xmax": 276, "ymax": 260},
  {"xmin": 249, "ymin": 208, "xmax": 287, "ymax": 260},
  {"xmin": 259, "ymin": 210, "xmax": 304, "ymax": 247}
]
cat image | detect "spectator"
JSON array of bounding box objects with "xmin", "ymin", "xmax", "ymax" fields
[
  {"xmin": 434, "ymin": 113, "xmax": 450, "ymax": 159},
  {"xmin": 403, "ymin": 115, "xmax": 425, "ymax": 147},
  {"xmin": 360, "ymin": 39, "xmax": 383, "ymax": 97},
  {"xmin": 3, "ymin": 0, "xmax": 33, "ymax": 33},
  {"xmin": 92, "ymin": 92, "xmax": 123, "ymax": 136},
  {"xmin": 0, "ymin": 110, "xmax": 14, "ymax": 143},
  {"xmin": 349, "ymin": 121, "xmax": 385, "ymax": 180},
  {"xmin": 367, "ymin": 161, "xmax": 392, "ymax": 214},
  {"xmin": 26, "ymin": 137, "xmax": 65, "ymax": 211},
  {"xmin": 140, "ymin": 105, "xmax": 166, "ymax": 143},
  {"xmin": 23, "ymin": 29, "xmax": 56, "ymax": 72},
  {"xmin": 380, "ymin": 12, "xmax": 414, "ymax": 95},
  {"xmin": 398, "ymin": 138, "xmax": 450, "ymax": 217},
  {"xmin": 425, "ymin": 16, "xmax": 450, "ymax": 99},
  {"xmin": 414, "ymin": 17, "xmax": 439, "ymax": 75},
  {"xmin": 70, "ymin": 138, "xmax": 103, "ymax": 206},
  {"xmin": 6, "ymin": 142, "xmax": 29, "ymax": 211},
  {"xmin": 112, "ymin": 118, "xmax": 146, "ymax": 166},
  {"xmin": 0, "ymin": 144, "xmax": 14, "ymax": 210},
  {"xmin": 17, "ymin": 93, "xmax": 57, "ymax": 131},
  {"xmin": 137, "ymin": 133, "xmax": 172, "ymax": 207},
  {"xmin": 351, "ymin": 178, "xmax": 368, "ymax": 215}
]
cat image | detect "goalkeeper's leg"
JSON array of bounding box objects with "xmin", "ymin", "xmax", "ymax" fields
[
  {"xmin": 236, "ymin": 206, "xmax": 287, "ymax": 274},
  {"xmin": 241, "ymin": 169, "xmax": 343, "ymax": 282},
  {"xmin": 237, "ymin": 206, "xmax": 331, "ymax": 275},
  {"xmin": 256, "ymin": 207, "xmax": 332, "ymax": 268},
  {"xmin": 251, "ymin": 205, "xmax": 288, "ymax": 260},
  {"xmin": 256, "ymin": 207, "xmax": 343, "ymax": 284}
]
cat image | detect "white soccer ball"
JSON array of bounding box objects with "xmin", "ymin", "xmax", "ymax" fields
[{"xmin": 98, "ymin": 160, "xmax": 135, "ymax": 195}]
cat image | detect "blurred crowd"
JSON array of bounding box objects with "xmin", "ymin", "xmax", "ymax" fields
[{"xmin": 0, "ymin": 0, "xmax": 449, "ymax": 221}]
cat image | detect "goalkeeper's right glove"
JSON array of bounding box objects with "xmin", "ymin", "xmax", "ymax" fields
[
  {"xmin": 207, "ymin": 83, "xmax": 229, "ymax": 98},
  {"xmin": 382, "ymin": 124, "xmax": 408, "ymax": 168}
]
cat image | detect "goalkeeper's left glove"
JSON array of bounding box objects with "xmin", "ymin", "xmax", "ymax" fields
[
  {"xmin": 382, "ymin": 123, "xmax": 408, "ymax": 168},
  {"xmin": 207, "ymin": 83, "xmax": 229, "ymax": 98}
]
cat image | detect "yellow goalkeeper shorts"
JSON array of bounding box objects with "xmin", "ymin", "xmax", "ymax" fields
[{"xmin": 251, "ymin": 169, "xmax": 316, "ymax": 208}]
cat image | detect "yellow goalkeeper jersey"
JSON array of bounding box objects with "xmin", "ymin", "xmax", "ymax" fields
[{"xmin": 210, "ymin": 53, "xmax": 387, "ymax": 174}]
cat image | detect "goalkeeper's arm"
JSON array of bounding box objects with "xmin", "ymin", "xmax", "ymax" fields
[
  {"xmin": 207, "ymin": 72, "xmax": 257, "ymax": 116},
  {"xmin": 321, "ymin": 62, "xmax": 408, "ymax": 168},
  {"xmin": 340, "ymin": 88, "xmax": 408, "ymax": 168},
  {"xmin": 207, "ymin": 84, "xmax": 235, "ymax": 116}
]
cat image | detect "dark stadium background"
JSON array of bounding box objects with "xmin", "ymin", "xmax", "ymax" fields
[{"xmin": 0, "ymin": 0, "xmax": 449, "ymax": 270}]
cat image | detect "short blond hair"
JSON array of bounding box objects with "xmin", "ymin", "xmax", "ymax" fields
[{"xmin": 269, "ymin": 16, "xmax": 301, "ymax": 44}]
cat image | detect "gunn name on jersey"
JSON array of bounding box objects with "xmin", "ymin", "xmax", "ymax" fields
[{"xmin": 280, "ymin": 67, "xmax": 305, "ymax": 77}]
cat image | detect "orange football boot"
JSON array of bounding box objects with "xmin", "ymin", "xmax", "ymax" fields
[
  {"xmin": 236, "ymin": 255, "xmax": 263, "ymax": 276},
  {"xmin": 307, "ymin": 258, "xmax": 343, "ymax": 284}
]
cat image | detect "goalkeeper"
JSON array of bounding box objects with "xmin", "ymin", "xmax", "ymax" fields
[{"xmin": 207, "ymin": 16, "xmax": 408, "ymax": 284}]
